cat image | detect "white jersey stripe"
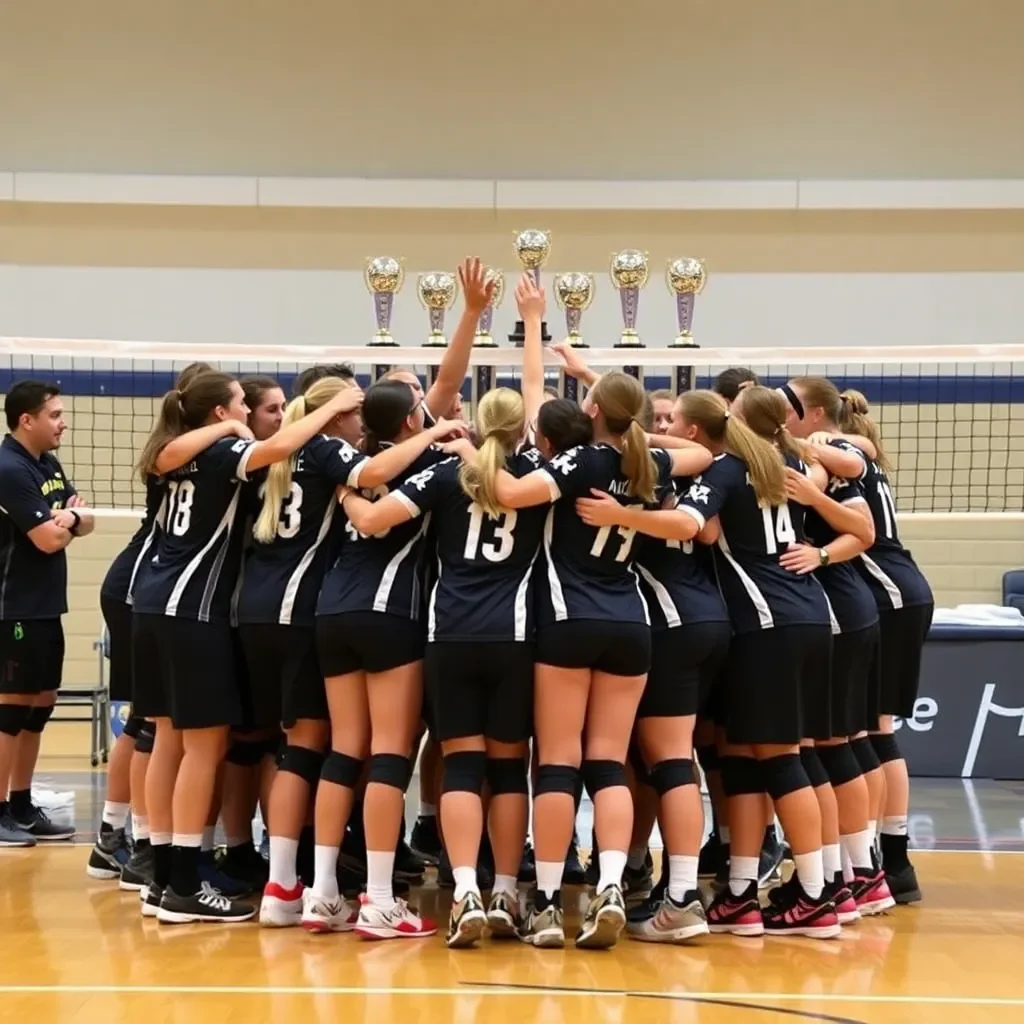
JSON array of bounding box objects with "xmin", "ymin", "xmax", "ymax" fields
[
  {"xmin": 716, "ymin": 528, "xmax": 774, "ymax": 629},
  {"xmin": 636, "ymin": 564, "xmax": 682, "ymax": 629},
  {"xmin": 125, "ymin": 492, "xmax": 166, "ymax": 606},
  {"xmin": 279, "ymin": 502, "xmax": 336, "ymax": 626},
  {"xmin": 513, "ymin": 547, "xmax": 540, "ymax": 642},
  {"xmin": 373, "ymin": 514, "xmax": 429, "ymax": 614},
  {"xmin": 542, "ymin": 507, "xmax": 568, "ymax": 622},
  {"xmin": 858, "ymin": 552, "xmax": 904, "ymax": 609}
]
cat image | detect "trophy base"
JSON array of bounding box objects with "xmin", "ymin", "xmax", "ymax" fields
[
  {"xmin": 614, "ymin": 331, "xmax": 645, "ymax": 349},
  {"xmin": 669, "ymin": 332, "xmax": 700, "ymax": 349},
  {"xmin": 509, "ymin": 319, "xmax": 553, "ymax": 347},
  {"xmin": 566, "ymin": 334, "xmax": 589, "ymax": 349},
  {"xmin": 473, "ymin": 333, "xmax": 499, "ymax": 348},
  {"xmin": 369, "ymin": 333, "xmax": 399, "ymax": 347},
  {"xmin": 423, "ymin": 334, "xmax": 449, "ymax": 348}
]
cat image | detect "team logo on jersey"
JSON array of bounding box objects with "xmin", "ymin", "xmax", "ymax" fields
[
  {"xmin": 338, "ymin": 444, "xmax": 357, "ymax": 463},
  {"xmin": 549, "ymin": 450, "xmax": 578, "ymax": 476},
  {"xmin": 827, "ymin": 475, "xmax": 846, "ymax": 495},
  {"xmin": 405, "ymin": 469, "xmax": 435, "ymax": 491},
  {"xmin": 686, "ymin": 482, "xmax": 710, "ymax": 505}
]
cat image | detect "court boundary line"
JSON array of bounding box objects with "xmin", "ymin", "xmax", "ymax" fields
[{"xmin": 0, "ymin": 983, "xmax": 1022, "ymax": 1007}]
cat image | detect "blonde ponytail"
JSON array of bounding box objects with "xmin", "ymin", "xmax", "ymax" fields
[
  {"xmin": 253, "ymin": 376, "xmax": 351, "ymax": 543},
  {"xmin": 723, "ymin": 416, "xmax": 787, "ymax": 505},
  {"xmin": 459, "ymin": 387, "xmax": 524, "ymax": 517},
  {"xmin": 838, "ymin": 389, "xmax": 892, "ymax": 474},
  {"xmin": 620, "ymin": 419, "xmax": 658, "ymax": 502}
]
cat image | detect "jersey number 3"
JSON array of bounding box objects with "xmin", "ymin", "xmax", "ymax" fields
[{"xmin": 464, "ymin": 504, "xmax": 517, "ymax": 562}]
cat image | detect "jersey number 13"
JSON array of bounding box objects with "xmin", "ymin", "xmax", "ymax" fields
[{"xmin": 464, "ymin": 504, "xmax": 517, "ymax": 562}]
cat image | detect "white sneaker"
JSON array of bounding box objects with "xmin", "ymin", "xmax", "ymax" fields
[
  {"xmin": 259, "ymin": 881, "xmax": 304, "ymax": 927},
  {"xmin": 30, "ymin": 786, "xmax": 74, "ymax": 811},
  {"xmin": 354, "ymin": 896, "xmax": 437, "ymax": 940},
  {"xmin": 300, "ymin": 890, "xmax": 358, "ymax": 934}
]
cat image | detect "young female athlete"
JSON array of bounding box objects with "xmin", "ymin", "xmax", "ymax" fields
[
  {"xmin": 240, "ymin": 376, "xmax": 287, "ymax": 441},
  {"xmin": 777, "ymin": 376, "xmax": 897, "ymax": 917},
  {"xmin": 340, "ymin": 274, "xmax": 547, "ymax": 948},
  {"xmin": 668, "ymin": 386, "xmax": 840, "ymax": 939},
  {"xmin": 243, "ymin": 375, "xmax": 464, "ymax": 927},
  {"xmin": 462, "ymin": 371, "xmax": 713, "ymax": 949},
  {"xmin": 131, "ymin": 370, "xmax": 362, "ymax": 924}
]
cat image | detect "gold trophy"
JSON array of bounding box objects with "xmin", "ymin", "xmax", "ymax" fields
[
  {"xmin": 474, "ymin": 268, "xmax": 505, "ymax": 348},
  {"xmin": 365, "ymin": 256, "xmax": 404, "ymax": 346},
  {"xmin": 510, "ymin": 230, "xmax": 553, "ymax": 347},
  {"xmin": 667, "ymin": 258, "xmax": 707, "ymax": 347},
  {"xmin": 553, "ymin": 272, "xmax": 594, "ymax": 348},
  {"xmin": 610, "ymin": 249, "xmax": 649, "ymax": 348},
  {"xmin": 417, "ymin": 271, "xmax": 458, "ymax": 347}
]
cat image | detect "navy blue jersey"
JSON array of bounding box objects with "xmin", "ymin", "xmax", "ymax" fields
[
  {"xmin": 0, "ymin": 435, "xmax": 77, "ymax": 620},
  {"xmin": 391, "ymin": 448, "xmax": 547, "ymax": 642},
  {"xmin": 237, "ymin": 435, "xmax": 367, "ymax": 626},
  {"xmin": 532, "ymin": 443, "xmax": 674, "ymax": 625},
  {"xmin": 317, "ymin": 446, "xmax": 447, "ymax": 620},
  {"xmin": 101, "ymin": 475, "xmax": 166, "ymax": 605},
  {"xmin": 840, "ymin": 445, "xmax": 934, "ymax": 610},
  {"xmin": 802, "ymin": 442, "xmax": 879, "ymax": 633},
  {"xmin": 635, "ymin": 477, "xmax": 729, "ymax": 631},
  {"xmin": 676, "ymin": 452, "xmax": 832, "ymax": 635},
  {"xmin": 132, "ymin": 436, "xmax": 257, "ymax": 622}
]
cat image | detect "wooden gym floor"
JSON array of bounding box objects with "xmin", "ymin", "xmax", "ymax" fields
[{"xmin": 4, "ymin": 759, "xmax": 1024, "ymax": 1022}]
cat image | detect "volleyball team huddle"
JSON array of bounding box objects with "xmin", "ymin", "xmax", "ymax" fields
[{"xmin": 90, "ymin": 259, "xmax": 932, "ymax": 951}]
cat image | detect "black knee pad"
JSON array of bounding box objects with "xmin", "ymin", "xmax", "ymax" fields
[
  {"xmin": 536, "ymin": 763, "xmax": 580, "ymax": 798},
  {"xmin": 851, "ymin": 735, "xmax": 881, "ymax": 773},
  {"xmin": 441, "ymin": 750, "xmax": 487, "ymax": 796},
  {"xmin": 122, "ymin": 715, "xmax": 143, "ymax": 740},
  {"xmin": 23, "ymin": 704, "xmax": 54, "ymax": 734},
  {"xmin": 649, "ymin": 758, "xmax": 696, "ymax": 796},
  {"xmin": 799, "ymin": 747, "xmax": 830, "ymax": 789},
  {"xmin": 720, "ymin": 755, "xmax": 763, "ymax": 797},
  {"xmin": 226, "ymin": 739, "xmax": 268, "ymax": 766},
  {"xmin": 582, "ymin": 759, "xmax": 626, "ymax": 796},
  {"xmin": 320, "ymin": 750, "xmax": 364, "ymax": 788},
  {"xmin": 761, "ymin": 753, "xmax": 811, "ymax": 802},
  {"xmin": 696, "ymin": 744, "xmax": 720, "ymax": 773},
  {"xmin": 278, "ymin": 744, "xmax": 324, "ymax": 787},
  {"xmin": 870, "ymin": 732, "xmax": 901, "ymax": 765},
  {"xmin": 367, "ymin": 753, "xmax": 411, "ymax": 792},
  {"xmin": 486, "ymin": 757, "xmax": 528, "ymax": 796},
  {"xmin": 817, "ymin": 743, "xmax": 863, "ymax": 787},
  {"xmin": 0, "ymin": 703, "xmax": 31, "ymax": 737},
  {"xmin": 134, "ymin": 721, "xmax": 156, "ymax": 754}
]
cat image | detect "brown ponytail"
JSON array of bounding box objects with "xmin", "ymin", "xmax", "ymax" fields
[
  {"xmin": 838, "ymin": 388, "xmax": 892, "ymax": 473},
  {"xmin": 590, "ymin": 372, "xmax": 657, "ymax": 502}
]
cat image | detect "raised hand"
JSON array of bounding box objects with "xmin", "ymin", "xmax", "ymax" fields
[
  {"xmin": 330, "ymin": 387, "xmax": 364, "ymax": 415},
  {"xmin": 459, "ymin": 257, "xmax": 495, "ymax": 313},
  {"xmin": 514, "ymin": 273, "xmax": 545, "ymax": 322},
  {"xmin": 429, "ymin": 417, "xmax": 470, "ymax": 442},
  {"xmin": 550, "ymin": 341, "xmax": 593, "ymax": 381}
]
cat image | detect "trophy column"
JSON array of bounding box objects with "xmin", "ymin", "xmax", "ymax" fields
[
  {"xmin": 553, "ymin": 272, "xmax": 594, "ymax": 403},
  {"xmin": 418, "ymin": 271, "xmax": 457, "ymax": 390},
  {"xmin": 510, "ymin": 229, "xmax": 553, "ymax": 348},
  {"xmin": 611, "ymin": 249, "xmax": 649, "ymax": 383},
  {"xmin": 666, "ymin": 258, "xmax": 707, "ymax": 395},
  {"xmin": 365, "ymin": 256, "xmax": 404, "ymax": 383}
]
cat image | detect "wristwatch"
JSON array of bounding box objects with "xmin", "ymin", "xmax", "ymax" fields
[
  {"xmin": 818, "ymin": 547, "xmax": 830, "ymax": 567},
  {"xmin": 68, "ymin": 509, "xmax": 82, "ymax": 536}
]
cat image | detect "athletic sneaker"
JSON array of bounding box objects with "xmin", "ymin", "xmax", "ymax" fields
[
  {"xmin": 582, "ymin": 836, "xmax": 599, "ymax": 886},
  {"xmin": 409, "ymin": 814, "xmax": 442, "ymax": 865},
  {"xmin": 0, "ymin": 812, "xmax": 36, "ymax": 848},
  {"xmin": 707, "ymin": 882, "xmax": 765, "ymax": 937},
  {"xmin": 219, "ymin": 843, "xmax": 269, "ymax": 891},
  {"xmin": 627, "ymin": 891, "xmax": 709, "ymax": 944},
  {"xmin": 520, "ymin": 891, "xmax": 565, "ymax": 948},
  {"xmin": 301, "ymin": 890, "xmax": 359, "ymax": 933},
  {"xmin": 446, "ymin": 892, "xmax": 487, "ymax": 948},
  {"xmin": 486, "ymin": 890, "xmax": 522, "ymax": 938},
  {"xmin": 698, "ymin": 831, "xmax": 725, "ymax": 879},
  {"xmin": 120, "ymin": 844, "xmax": 155, "ymax": 892},
  {"xmin": 141, "ymin": 883, "xmax": 162, "ymax": 918},
  {"xmin": 157, "ymin": 882, "xmax": 256, "ymax": 924},
  {"xmin": 87, "ymin": 828, "xmax": 132, "ymax": 879},
  {"xmin": 563, "ymin": 831, "xmax": 586, "ymax": 885},
  {"xmin": 517, "ymin": 841, "xmax": 536, "ymax": 884},
  {"xmin": 395, "ymin": 837, "xmax": 427, "ymax": 882},
  {"xmin": 758, "ymin": 827, "xmax": 785, "ymax": 888},
  {"xmin": 576, "ymin": 884, "xmax": 627, "ymax": 949},
  {"xmin": 850, "ymin": 868, "xmax": 896, "ymax": 915},
  {"xmin": 259, "ymin": 881, "xmax": 304, "ymax": 927},
  {"xmin": 198, "ymin": 851, "xmax": 251, "ymax": 898},
  {"xmin": 762, "ymin": 881, "xmax": 841, "ymax": 939},
  {"xmin": 826, "ymin": 875, "xmax": 860, "ymax": 925},
  {"xmin": 884, "ymin": 863, "xmax": 922, "ymax": 904},
  {"xmin": 626, "ymin": 873, "xmax": 668, "ymax": 925},
  {"xmin": 354, "ymin": 896, "xmax": 436, "ymax": 940},
  {"xmin": 622, "ymin": 853, "xmax": 654, "ymax": 905},
  {"xmin": 12, "ymin": 804, "xmax": 75, "ymax": 840}
]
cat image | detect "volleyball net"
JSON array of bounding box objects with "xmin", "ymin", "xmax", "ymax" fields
[{"xmin": 1, "ymin": 337, "xmax": 1023, "ymax": 516}]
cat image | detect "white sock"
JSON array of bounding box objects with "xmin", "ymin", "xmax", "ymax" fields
[
  {"xmin": 452, "ymin": 865, "xmax": 480, "ymax": 902},
  {"xmin": 840, "ymin": 844, "xmax": 854, "ymax": 883},
  {"xmin": 667, "ymin": 854, "xmax": 699, "ymax": 903},
  {"xmin": 151, "ymin": 831, "xmax": 171, "ymax": 847},
  {"xmin": 866, "ymin": 819, "xmax": 877, "ymax": 845},
  {"xmin": 718, "ymin": 825, "xmax": 731, "ymax": 844},
  {"xmin": 793, "ymin": 850, "xmax": 825, "ymax": 899},
  {"xmin": 728, "ymin": 855, "xmax": 758, "ymax": 897},
  {"xmin": 201, "ymin": 826, "xmax": 216, "ymax": 853},
  {"xmin": 132, "ymin": 814, "xmax": 150, "ymax": 842},
  {"xmin": 492, "ymin": 873, "xmax": 517, "ymax": 897},
  {"xmin": 172, "ymin": 832, "xmax": 202, "ymax": 848},
  {"xmin": 881, "ymin": 815, "xmax": 908, "ymax": 836},
  {"xmin": 312, "ymin": 845, "xmax": 340, "ymax": 900},
  {"xmin": 268, "ymin": 836, "xmax": 299, "ymax": 889},
  {"xmin": 536, "ymin": 860, "xmax": 562, "ymax": 898},
  {"xmin": 842, "ymin": 829, "xmax": 874, "ymax": 872},
  {"xmin": 366, "ymin": 849, "xmax": 396, "ymax": 909},
  {"xmin": 418, "ymin": 802, "xmax": 436, "ymax": 818},
  {"xmin": 597, "ymin": 849, "xmax": 628, "ymax": 894},
  {"xmin": 102, "ymin": 801, "xmax": 130, "ymax": 828},
  {"xmin": 626, "ymin": 845, "xmax": 647, "ymax": 870},
  {"xmin": 823, "ymin": 842, "xmax": 842, "ymax": 880}
]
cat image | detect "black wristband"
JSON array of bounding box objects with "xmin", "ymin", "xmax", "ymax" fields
[{"xmin": 68, "ymin": 509, "xmax": 82, "ymax": 536}]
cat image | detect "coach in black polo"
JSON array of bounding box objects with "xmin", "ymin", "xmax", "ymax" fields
[{"xmin": 0, "ymin": 381, "xmax": 94, "ymax": 846}]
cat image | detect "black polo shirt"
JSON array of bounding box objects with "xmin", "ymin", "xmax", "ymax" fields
[{"xmin": 0, "ymin": 434, "xmax": 76, "ymax": 620}]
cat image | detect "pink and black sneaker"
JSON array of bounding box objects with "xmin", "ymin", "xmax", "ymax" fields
[
  {"xmin": 826, "ymin": 874, "xmax": 860, "ymax": 925},
  {"xmin": 763, "ymin": 879, "xmax": 841, "ymax": 939},
  {"xmin": 707, "ymin": 881, "xmax": 764, "ymax": 937},
  {"xmin": 850, "ymin": 868, "xmax": 896, "ymax": 916}
]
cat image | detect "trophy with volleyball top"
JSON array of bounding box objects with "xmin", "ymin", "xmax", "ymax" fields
[
  {"xmin": 418, "ymin": 271, "xmax": 458, "ymax": 348},
  {"xmin": 474, "ymin": 268, "xmax": 505, "ymax": 348},
  {"xmin": 365, "ymin": 256, "xmax": 404, "ymax": 347},
  {"xmin": 611, "ymin": 249, "xmax": 649, "ymax": 379},
  {"xmin": 667, "ymin": 257, "xmax": 707, "ymax": 393},
  {"xmin": 553, "ymin": 272, "xmax": 595, "ymax": 403},
  {"xmin": 509, "ymin": 229, "xmax": 553, "ymax": 347}
]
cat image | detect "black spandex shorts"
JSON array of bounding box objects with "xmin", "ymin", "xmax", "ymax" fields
[
  {"xmin": 425, "ymin": 641, "xmax": 533, "ymax": 744},
  {"xmin": 831, "ymin": 624, "xmax": 880, "ymax": 737},
  {"xmin": 536, "ymin": 619, "xmax": 651, "ymax": 677},
  {"xmin": 725, "ymin": 624, "xmax": 833, "ymax": 745},
  {"xmin": 875, "ymin": 603, "xmax": 933, "ymax": 719},
  {"xmin": 0, "ymin": 618, "xmax": 64, "ymax": 696},
  {"xmin": 238, "ymin": 623, "xmax": 327, "ymax": 729},
  {"xmin": 100, "ymin": 594, "xmax": 133, "ymax": 703},
  {"xmin": 638, "ymin": 621, "xmax": 731, "ymax": 719},
  {"xmin": 316, "ymin": 611, "xmax": 425, "ymax": 677}
]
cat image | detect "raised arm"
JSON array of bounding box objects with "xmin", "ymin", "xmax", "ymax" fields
[
  {"xmin": 356, "ymin": 417, "xmax": 466, "ymax": 489},
  {"xmin": 785, "ymin": 467, "xmax": 875, "ymax": 547},
  {"xmin": 576, "ymin": 491, "xmax": 700, "ymax": 543},
  {"xmin": 550, "ymin": 342, "xmax": 601, "ymax": 391},
  {"xmin": 424, "ymin": 257, "xmax": 495, "ymax": 420},
  {"xmin": 516, "ymin": 274, "xmax": 546, "ymax": 427},
  {"xmin": 807, "ymin": 441, "xmax": 866, "ymax": 481},
  {"xmin": 493, "ymin": 468, "xmax": 559, "ymax": 509},
  {"xmin": 669, "ymin": 446, "xmax": 714, "ymax": 477},
  {"xmin": 155, "ymin": 419, "xmax": 253, "ymax": 476},
  {"xmin": 340, "ymin": 490, "xmax": 415, "ymax": 536}
]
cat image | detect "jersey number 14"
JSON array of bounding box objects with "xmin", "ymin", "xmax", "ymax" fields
[{"xmin": 761, "ymin": 503, "xmax": 797, "ymax": 555}]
